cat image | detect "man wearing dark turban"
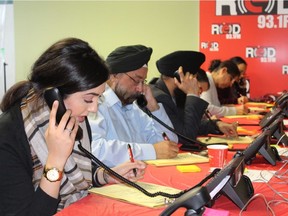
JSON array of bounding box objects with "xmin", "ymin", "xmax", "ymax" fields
[
  {"xmin": 150, "ymin": 51, "xmax": 239, "ymax": 150},
  {"xmin": 89, "ymin": 45, "xmax": 179, "ymax": 167}
]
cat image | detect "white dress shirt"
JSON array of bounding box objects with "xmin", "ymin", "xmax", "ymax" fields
[{"xmin": 89, "ymin": 84, "xmax": 178, "ymax": 167}]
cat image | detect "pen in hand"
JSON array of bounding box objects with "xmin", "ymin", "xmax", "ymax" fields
[
  {"xmin": 127, "ymin": 144, "xmax": 137, "ymax": 177},
  {"xmin": 204, "ymin": 109, "xmax": 213, "ymax": 122},
  {"xmin": 162, "ymin": 132, "xmax": 170, "ymax": 141}
]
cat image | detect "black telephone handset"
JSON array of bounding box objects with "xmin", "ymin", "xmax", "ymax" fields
[
  {"xmin": 173, "ymin": 70, "xmax": 181, "ymax": 83},
  {"xmin": 275, "ymin": 92, "xmax": 288, "ymax": 108},
  {"xmin": 259, "ymin": 107, "xmax": 282, "ymax": 129},
  {"xmin": 44, "ymin": 87, "xmax": 83, "ymax": 140},
  {"xmin": 136, "ymin": 94, "xmax": 148, "ymax": 108}
]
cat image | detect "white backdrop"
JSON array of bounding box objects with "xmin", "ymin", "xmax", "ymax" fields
[{"xmin": 0, "ymin": 1, "xmax": 15, "ymax": 104}]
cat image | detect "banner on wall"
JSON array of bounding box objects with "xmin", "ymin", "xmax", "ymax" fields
[{"xmin": 199, "ymin": 0, "xmax": 288, "ymax": 99}]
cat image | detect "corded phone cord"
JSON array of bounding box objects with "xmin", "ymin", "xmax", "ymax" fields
[
  {"xmin": 78, "ymin": 142, "xmax": 219, "ymax": 198},
  {"xmin": 78, "ymin": 141, "xmax": 185, "ymax": 198},
  {"xmin": 140, "ymin": 106, "xmax": 208, "ymax": 148}
]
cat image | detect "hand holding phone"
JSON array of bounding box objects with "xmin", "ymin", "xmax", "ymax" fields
[{"xmin": 44, "ymin": 87, "xmax": 83, "ymax": 140}]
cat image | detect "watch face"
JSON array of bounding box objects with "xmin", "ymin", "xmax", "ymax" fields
[{"xmin": 47, "ymin": 168, "xmax": 60, "ymax": 182}]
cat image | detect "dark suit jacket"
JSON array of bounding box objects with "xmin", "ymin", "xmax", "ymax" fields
[{"xmin": 150, "ymin": 78, "xmax": 221, "ymax": 146}]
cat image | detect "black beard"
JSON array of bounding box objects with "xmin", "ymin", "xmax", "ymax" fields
[
  {"xmin": 113, "ymin": 82, "xmax": 141, "ymax": 105},
  {"xmin": 121, "ymin": 94, "xmax": 140, "ymax": 105}
]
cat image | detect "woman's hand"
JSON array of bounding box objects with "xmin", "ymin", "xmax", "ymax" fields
[
  {"xmin": 45, "ymin": 100, "xmax": 79, "ymax": 169},
  {"xmin": 237, "ymin": 95, "xmax": 248, "ymax": 104},
  {"xmin": 108, "ymin": 160, "xmax": 147, "ymax": 184},
  {"xmin": 235, "ymin": 104, "xmax": 249, "ymax": 115}
]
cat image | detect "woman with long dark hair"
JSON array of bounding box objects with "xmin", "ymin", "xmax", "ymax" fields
[{"xmin": 0, "ymin": 38, "xmax": 146, "ymax": 216}]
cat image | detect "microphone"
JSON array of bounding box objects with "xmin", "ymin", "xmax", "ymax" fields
[{"xmin": 136, "ymin": 95, "xmax": 224, "ymax": 151}]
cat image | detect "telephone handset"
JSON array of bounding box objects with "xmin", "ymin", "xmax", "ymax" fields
[
  {"xmin": 136, "ymin": 94, "xmax": 148, "ymax": 108},
  {"xmin": 275, "ymin": 92, "xmax": 288, "ymax": 108},
  {"xmin": 44, "ymin": 87, "xmax": 83, "ymax": 140},
  {"xmin": 173, "ymin": 70, "xmax": 181, "ymax": 83}
]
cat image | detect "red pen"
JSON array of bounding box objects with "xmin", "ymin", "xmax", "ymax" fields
[
  {"xmin": 127, "ymin": 144, "xmax": 137, "ymax": 177},
  {"xmin": 162, "ymin": 132, "xmax": 170, "ymax": 141}
]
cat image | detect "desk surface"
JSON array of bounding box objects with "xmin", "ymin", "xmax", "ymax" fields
[
  {"xmin": 56, "ymin": 153, "xmax": 288, "ymax": 216},
  {"xmin": 56, "ymin": 111, "xmax": 288, "ymax": 216}
]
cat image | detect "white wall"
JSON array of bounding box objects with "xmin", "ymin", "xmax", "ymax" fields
[{"xmin": 0, "ymin": 2, "xmax": 15, "ymax": 102}]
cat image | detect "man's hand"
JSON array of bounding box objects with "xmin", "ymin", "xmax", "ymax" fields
[
  {"xmin": 216, "ymin": 121, "xmax": 238, "ymax": 138},
  {"xmin": 174, "ymin": 66, "xmax": 199, "ymax": 96},
  {"xmin": 153, "ymin": 141, "xmax": 179, "ymax": 159}
]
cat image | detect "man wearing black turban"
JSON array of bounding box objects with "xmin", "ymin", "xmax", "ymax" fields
[
  {"xmin": 150, "ymin": 51, "xmax": 239, "ymax": 150},
  {"xmin": 89, "ymin": 45, "xmax": 179, "ymax": 167}
]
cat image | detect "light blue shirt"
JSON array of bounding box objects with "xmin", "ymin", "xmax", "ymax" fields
[
  {"xmin": 200, "ymin": 72, "xmax": 236, "ymax": 118},
  {"xmin": 89, "ymin": 85, "xmax": 178, "ymax": 167}
]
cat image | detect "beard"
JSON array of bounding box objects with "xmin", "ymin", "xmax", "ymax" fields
[{"xmin": 114, "ymin": 83, "xmax": 141, "ymax": 105}]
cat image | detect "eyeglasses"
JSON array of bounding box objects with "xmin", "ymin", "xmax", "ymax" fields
[{"xmin": 124, "ymin": 73, "xmax": 147, "ymax": 86}]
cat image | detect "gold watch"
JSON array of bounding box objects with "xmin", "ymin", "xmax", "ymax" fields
[{"xmin": 43, "ymin": 166, "xmax": 63, "ymax": 182}]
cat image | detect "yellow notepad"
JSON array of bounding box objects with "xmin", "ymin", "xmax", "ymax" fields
[
  {"xmin": 197, "ymin": 136, "xmax": 254, "ymax": 145},
  {"xmin": 89, "ymin": 181, "xmax": 181, "ymax": 208},
  {"xmin": 223, "ymin": 114, "xmax": 263, "ymax": 119},
  {"xmin": 145, "ymin": 152, "xmax": 209, "ymax": 166}
]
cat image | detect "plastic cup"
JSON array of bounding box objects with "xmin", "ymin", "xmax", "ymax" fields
[{"xmin": 207, "ymin": 145, "xmax": 228, "ymax": 169}]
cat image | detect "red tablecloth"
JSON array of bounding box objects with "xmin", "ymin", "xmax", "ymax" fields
[
  {"xmin": 55, "ymin": 152, "xmax": 288, "ymax": 216},
  {"xmin": 55, "ymin": 108, "xmax": 287, "ymax": 216}
]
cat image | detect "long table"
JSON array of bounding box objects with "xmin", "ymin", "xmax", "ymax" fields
[
  {"xmin": 55, "ymin": 150, "xmax": 288, "ymax": 216},
  {"xmin": 56, "ymin": 109, "xmax": 288, "ymax": 216}
]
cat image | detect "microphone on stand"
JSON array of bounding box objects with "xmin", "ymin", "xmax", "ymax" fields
[{"xmin": 136, "ymin": 95, "xmax": 224, "ymax": 152}]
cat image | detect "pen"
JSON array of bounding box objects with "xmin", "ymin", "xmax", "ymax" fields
[
  {"xmin": 162, "ymin": 132, "xmax": 170, "ymax": 141},
  {"xmin": 127, "ymin": 144, "xmax": 137, "ymax": 177},
  {"xmin": 204, "ymin": 110, "xmax": 212, "ymax": 122}
]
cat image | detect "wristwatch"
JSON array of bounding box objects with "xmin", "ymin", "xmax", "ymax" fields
[{"xmin": 43, "ymin": 166, "xmax": 63, "ymax": 182}]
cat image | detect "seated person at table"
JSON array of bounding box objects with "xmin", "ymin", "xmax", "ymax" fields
[
  {"xmin": 216, "ymin": 56, "xmax": 249, "ymax": 105},
  {"xmin": 150, "ymin": 51, "xmax": 238, "ymax": 147},
  {"xmin": 200, "ymin": 59, "xmax": 248, "ymax": 118},
  {"xmin": 89, "ymin": 45, "xmax": 179, "ymax": 167},
  {"xmin": 0, "ymin": 38, "xmax": 146, "ymax": 216}
]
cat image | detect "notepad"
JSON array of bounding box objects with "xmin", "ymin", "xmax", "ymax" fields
[
  {"xmin": 89, "ymin": 181, "xmax": 182, "ymax": 208},
  {"xmin": 245, "ymin": 102, "xmax": 274, "ymax": 108},
  {"xmin": 237, "ymin": 126, "xmax": 260, "ymax": 136},
  {"xmin": 223, "ymin": 114, "xmax": 263, "ymax": 120},
  {"xmin": 197, "ymin": 136, "xmax": 254, "ymax": 145},
  {"xmin": 145, "ymin": 152, "xmax": 209, "ymax": 166}
]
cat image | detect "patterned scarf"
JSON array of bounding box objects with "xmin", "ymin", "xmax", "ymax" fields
[{"xmin": 21, "ymin": 89, "xmax": 92, "ymax": 211}]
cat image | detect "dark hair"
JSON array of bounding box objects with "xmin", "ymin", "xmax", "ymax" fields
[
  {"xmin": 208, "ymin": 59, "xmax": 221, "ymax": 72},
  {"xmin": 1, "ymin": 38, "xmax": 109, "ymax": 112},
  {"xmin": 196, "ymin": 68, "xmax": 210, "ymax": 89},
  {"xmin": 229, "ymin": 56, "xmax": 247, "ymax": 66},
  {"xmin": 208, "ymin": 59, "xmax": 240, "ymax": 79}
]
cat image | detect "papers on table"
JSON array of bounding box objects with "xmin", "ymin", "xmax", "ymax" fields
[
  {"xmin": 244, "ymin": 169, "xmax": 275, "ymax": 182},
  {"xmin": 145, "ymin": 152, "xmax": 209, "ymax": 166},
  {"xmin": 197, "ymin": 136, "xmax": 254, "ymax": 145},
  {"xmin": 223, "ymin": 114, "xmax": 263, "ymax": 120},
  {"xmin": 245, "ymin": 102, "xmax": 274, "ymax": 108},
  {"xmin": 89, "ymin": 181, "xmax": 181, "ymax": 208},
  {"xmin": 275, "ymin": 147, "xmax": 288, "ymax": 157},
  {"xmin": 237, "ymin": 126, "xmax": 260, "ymax": 136}
]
